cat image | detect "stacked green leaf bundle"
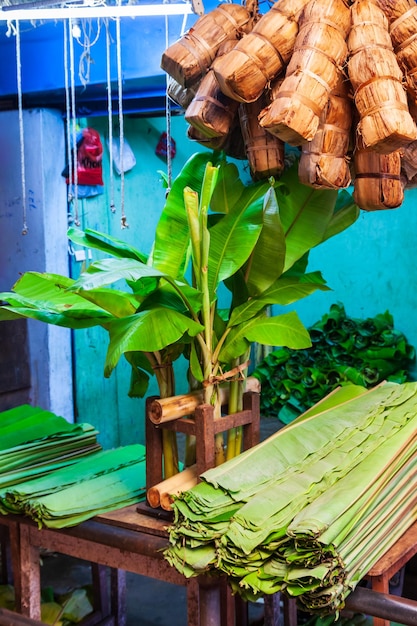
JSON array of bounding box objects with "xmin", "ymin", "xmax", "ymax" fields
[
  {"xmin": 0, "ymin": 444, "xmax": 147, "ymax": 528},
  {"xmin": 165, "ymin": 381, "xmax": 417, "ymax": 615},
  {"xmin": 253, "ymin": 303, "xmax": 415, "ymax": 423},
  {"xmin": 0, "ymin": 404, "xmax": 101, "ymax": 488}
]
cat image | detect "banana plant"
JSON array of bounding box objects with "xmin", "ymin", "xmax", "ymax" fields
[{"xmin": 0, "ymin": 151, "xmax": 359, "ymax": 473}]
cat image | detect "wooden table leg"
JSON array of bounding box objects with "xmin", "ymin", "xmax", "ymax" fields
[
  {"xmin": 264, "ymin": 593, "xmax": 280, "ymax": 626},
  {"xmin": 110, "ymin": 569, "xmax": 126, "ymax": 626},
  {"xmin": 8, "ymin": 522, "xmax": 22, "ymax": 611},
  {"xmin": 19, "ymin": 525, "xmax": 41, "ymax": 621},
  {"xmin": 370, "ymin": 575, "xmax": 390, "ymax": 626},
  {"xmin": 186, "ymin": 578, "xmax": 200, "ymax": 626}
]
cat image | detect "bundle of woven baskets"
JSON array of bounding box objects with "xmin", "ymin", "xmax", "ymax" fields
[{"xmin": 161, "ymin": 0, "xmax": 417, "ymax": 211}]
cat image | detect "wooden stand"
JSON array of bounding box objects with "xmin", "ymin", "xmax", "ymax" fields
[{"xmin": 145, "ymin": 390, "xmax": 261, "ymax": 494}]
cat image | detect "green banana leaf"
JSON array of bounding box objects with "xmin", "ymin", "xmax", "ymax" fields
[
  {"xmin": 244, "ymin": 186, "xmax": 286, "ymax": 297},
  {"xmin": 210, "ymin": 161, "xmax": 245, "ymax": 214},
  {"xmin": 219, "ymin": 311, "xmax": 311, "ymax": 364},
  {"xmin": 68, "ymin": 226, "xmax": 147, "ymax": 263},
  {"xmin": 228, "ymin": 274, "xmax": 329, "ymax": 328},
  {"xmin": 0, "ymin": 273, "xmax": 113, "ymax": 328},
  {"xmin": 275, "ymin": 164, "xmax": 338, "ymax": 273},
  {"xmin": 0, "ymin": 444, "xmax": 145, "ymax": 515},
  {"xmin": 152, "ymin": 151, "xmax": 218, "ymax": 278},
  {"xmin": 104, "ymin": 308, "xmax": 204, "ymax": 375},
  {"xmin": 321, "ymin": 190, "xmax": 360, "ymax": 243},
  {"xmin": 165, "ymin": 382, "xmax": 417, "ymax": 612},
  {"xmin": 207, "ymin": 190, "xmax": 264, "ymax": 297}
]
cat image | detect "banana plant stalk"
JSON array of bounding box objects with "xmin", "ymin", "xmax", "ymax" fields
[
  {"xmin": 145, "ymin": 351, "xmax": 178, "ymax": 477},
  {"xmin": 184, "ymin": 164, "xmax": 226, "ymax": 465}
]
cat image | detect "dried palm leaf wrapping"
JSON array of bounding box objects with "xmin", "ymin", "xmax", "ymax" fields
[
  {"xmin": 383, "ymin": 0, "xmax": 417, "ymax": 105},
  {"xmin": 258, "ymin": 0, "xmax": 351, "ymax": 146},
  {"xmin": 167, "ymin": 77, "xmax": 198, "ymax": 110},
  {"xmin": 353, "ymin": 138, "xmax": 404, "ymax": 210},
  {"xmin": 185, "ymin": 39, "xmax": 240, "ymax": 139},
  {"xmin": 161, "ymin": 4, "xmax": 251, "ymax": 88},
  {"xmin": 187, "ymin": 118, "xmax": 246, "ymax": 160},
  {"xmin": 347, "ymin": 0, "xmax": 417, "ymax": 154},
  {"xmin": 239, "ymin": 92, "xmax": 285, "ymax": 181},
  {"xmin": 212, "ymin": 0, "xmax": 309, "ymax": 103},
  {"xmin": 298, "ymin": 73, "xmax": 353, "ymax": 188}
]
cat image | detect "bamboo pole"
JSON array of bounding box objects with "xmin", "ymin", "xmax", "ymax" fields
[
  {"xmin": 160, "ymin": 476, "xmax": 199, "ymax": 511},
  {"xmin": 148, "ymin": 377, "xmax": 261, "ymax": 424},
  {"xmin": 147, "ymin": 465, "xmax": 198, "ymax": 508}
]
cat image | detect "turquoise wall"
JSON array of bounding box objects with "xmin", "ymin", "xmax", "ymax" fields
[
  {"xmin": 283, "ymin": 189, "xmax": 417, "ymax": 380},
  {"xmin": 71, "ymin": 113, "xmax": 417, "ymax": 448}
]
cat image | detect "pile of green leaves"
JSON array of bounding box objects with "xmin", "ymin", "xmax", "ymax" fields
[
  {"xmin": 0, "ymin": 405, "xmax": 147, "ymax": 528},
  {"xmin": 164, "ymin": 381, "xmax": 417, "ymax": 616},
  {"xmin": 253, "ymin": 303, "xmax": 416, "ymax": 423},
  {"xmin": 0, "ymin": 443, "xmax": 147, "ymax": 528},
  {"xmin": 0, "ymin": 404, "xmax": 101, "ymax": 488}
]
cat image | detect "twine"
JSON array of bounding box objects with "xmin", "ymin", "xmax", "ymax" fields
[
  {"xmin": 115, "ymin": 6, "xmax": 128, "ymax": 230},
  {"xmin": 105, "ymin": 19, "xmax": 116, "ymax": 214},
  {"xmin": 394, "ymin": 31, "xmax": 417, "ymax": 54},
  {"xmin": 202, "ymin": 361, "xmax": 250, "ymax": 387},
  {"xmin": 390, "ymin": 5, "xmax": 417, "ymax": 38},
  {"xmin": 298, "ymin": 17, "xmax": 349, "ymax": 39},
  {"xmin": 165, "ymin": 13, "xmax": 173, "ymax": 194},
  {"xmin": 275, "ymin": 90, "xmax": 323, "ymax": 118},
  {"xmin": 63, "ymin": 19, "xmax": 74, "ymax": 212},
  {"xmin": 15, "ymin": 20, "xmax": 28, "ymax": 236},
  {"xmin": 355, "ymin": 173, "xmax": 402, "ymax": 181}
]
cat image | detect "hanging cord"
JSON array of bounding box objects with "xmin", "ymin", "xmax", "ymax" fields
[
  {"xmin": 69, "ymin": 16, "xmax": 80, "ymax": 226},
  {"xmin": 164, "ymin": 13, "xmax": 172, "ymax": 193},
  {"xmin": 75, "ymin": 17, "xmax": 102, "ymax": 89},
  {"xmin": 63, "ymin": 18, "xmax": 75, "ymax": 221},
  {"xmin": 105, "ymin": 18, "xmax": 116, "ymax": 214},
  {"xmin": 115, "ymin": 5, "xmax": 128, "ymax": 229},
  {"xmin": 15, "ymin": 21, "xmax": 28, "ymax": 235}
]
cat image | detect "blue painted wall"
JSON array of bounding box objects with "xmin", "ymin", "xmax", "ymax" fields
[{"xmin": 0, "ymin": 6, "xmax": 217, "ymax": 115}]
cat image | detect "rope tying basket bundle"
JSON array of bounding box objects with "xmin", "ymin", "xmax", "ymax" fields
[{"xmin": 161, "ymin": 0, "xmax": 417, "ymax": 210}]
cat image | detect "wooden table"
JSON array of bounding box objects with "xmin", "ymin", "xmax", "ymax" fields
[
  {"xmin": 4, "ymin": 506, "xmax": 417, "ymax": 626},
  {"xmin": 10, "ymin": 505, "xmax": 237, "ymax": 626}
]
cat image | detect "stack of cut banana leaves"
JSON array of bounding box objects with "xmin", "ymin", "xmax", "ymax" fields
[
  {"xmin": 0, "ymin": 405, "xmax": 147, "ymax": 528},
  {"xmin": 165, "ymin": 381, "xmax": 417, "ymax": 616}
]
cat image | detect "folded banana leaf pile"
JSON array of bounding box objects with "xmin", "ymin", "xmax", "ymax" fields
[
  {"xmin": 253, "ymin": 303, "xmax": 415, "ymax": 424},
  {"xmin": 0, "ymin": 404, "xmax": 101, "ymax": 488},
  {"xmin": 0, "ymin": 405, "xmax": 147, "ymax": 528},
  {"xmin": 165, "ymin": 381, "xmax": 417, "ymax": 616},
  {"xmin": 0, "ymin": 443, "xmax": 147, "ymax": 528}
]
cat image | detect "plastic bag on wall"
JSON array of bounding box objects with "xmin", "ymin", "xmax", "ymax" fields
[
  {"xmin": 62, "ymin": 127, "xmax": 104, "ymax": 188},
  {"xmin": 107, "ymin": 137, "xmax": 136, "ymax": 175}
]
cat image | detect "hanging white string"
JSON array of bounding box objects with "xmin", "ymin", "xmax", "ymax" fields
[
  {"xmin": 75, "ymin": 18, "xmax": 102, "ymax": 89},
  {"xmin": 105, "ymin": 18, "xmax": 116, "ymax": 214},
  {"xmin": 15, "ymin": 20, "xmax": 28, "ymax": 235},
  {"xmin": 63, "ymin": 18, "xmax": 74, "ymax": 218},
  {"xmin": 69, "ymin": 16, "xmax": 80, "ymax": 226},
  {"xmin": 164, "ymin": 13, "xmax": 172, "ymax": 193},
  {"xmin": 115, "ymin": 5, "xmax": 128, "ymax": 229}
]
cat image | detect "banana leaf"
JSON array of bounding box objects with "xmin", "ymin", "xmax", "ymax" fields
[
  {"xmin": 244, "ymin": 186, "xmax": 286, "ymax": 297},
  {"xmin": 12, "ymin": 444, "xmax": 147, "ymax": 528},
  {"xmin": 68, "ymin": 226, "xmax": 147, "ymax": 263},
  {"xmin": 0, "ymin": 272, "xmax": 114, "ymax": 328},
  {"xmin": 0, "ymin": 444, "xmax": 145, "ymax": 515},
  {"xmin": 165, "ymin": 382, "xmax": 417, "ymax": 613}
]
